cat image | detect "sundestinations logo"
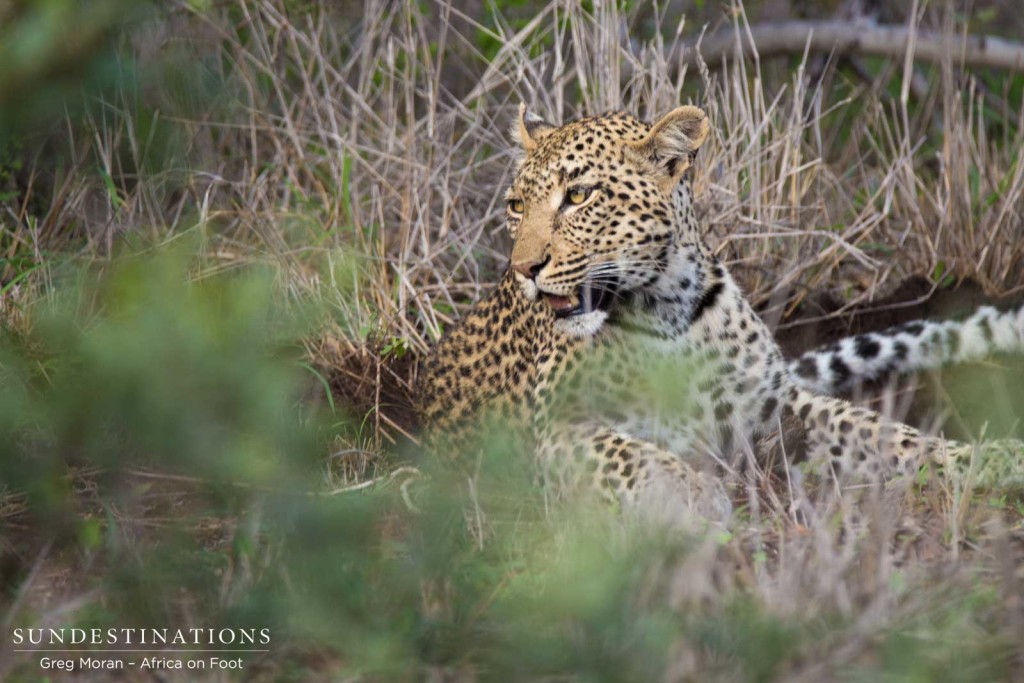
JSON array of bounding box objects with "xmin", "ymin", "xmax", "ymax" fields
[
  {"xmin": 13, "ymin": 627, "xmax": 271, "ymax": 647},
  {"xmin": 12, "ymin": 627, "xmax": 271, "ymax": 673}
]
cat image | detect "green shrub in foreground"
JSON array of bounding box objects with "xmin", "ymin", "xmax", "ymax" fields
[{"xmin": 0, "ymin": 245, "xmax": 1018, "ymax": 681}]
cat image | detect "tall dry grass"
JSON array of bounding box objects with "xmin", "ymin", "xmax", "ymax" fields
[{"xmin": 7, "ymin": 0, "xmax": 1023, "ymax": 354}]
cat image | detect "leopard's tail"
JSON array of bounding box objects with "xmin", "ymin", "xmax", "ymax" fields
[{"xmin": 787, "ymin": 303, "xmax": 1024, "ymax": 396}]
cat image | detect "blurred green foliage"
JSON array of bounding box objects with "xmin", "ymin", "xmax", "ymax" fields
[
  {"xmin": 1, "ymin": 249, "xmax": 1015, "ymax": 679},
  {"xmin": 0, "ymin": 242, "xmax": 316, "ymax": 522},
  {"xmin": 0, "ymin": 0, "xmax": 151, "ymax": 140}
]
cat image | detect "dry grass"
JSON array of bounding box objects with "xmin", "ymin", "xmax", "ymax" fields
[{"xmin": 8, "ymin": 0, "xmax": 1024, "ymax": 335}]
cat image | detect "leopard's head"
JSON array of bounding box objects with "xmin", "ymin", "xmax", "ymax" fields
[{"xmin": 505, "ymin": 105, "xmax": 709, "ymax": 337}]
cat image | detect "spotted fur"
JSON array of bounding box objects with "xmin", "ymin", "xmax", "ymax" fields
[
  {"xmin": 417, "ymin": 106, "xmax": 1024, "ymax": 521},
  {"xmin": 790, "ymin": 305, "xmax": 1024, "ymax": 395}
]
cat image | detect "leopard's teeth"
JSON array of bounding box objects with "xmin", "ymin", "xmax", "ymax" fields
[
  {"xmin": 543, "ymin": 293, "xmax": 578, "ymax": 314},
  {"xmin": 581, "ymin": 285, "xmax": 593, "ymax": 313}
]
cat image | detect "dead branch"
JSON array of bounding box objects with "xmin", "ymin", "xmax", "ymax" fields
[{"xmin": 685, "ymin": 20, "xmax": 1024, "ymax": 71}]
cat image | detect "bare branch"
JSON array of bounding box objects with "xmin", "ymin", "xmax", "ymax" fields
[{"xmin": 685, "ymin": 20, "xmax": 1024, "ymax": 71}]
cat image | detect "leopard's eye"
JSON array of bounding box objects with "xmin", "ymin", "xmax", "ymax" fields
[
  {"xmin": 507, "ymin": 198, "xmax": 525, "ymax": 215},
  {"xmin": 566, "ymin": 187, "xmax": 592, "ymax": 206}
]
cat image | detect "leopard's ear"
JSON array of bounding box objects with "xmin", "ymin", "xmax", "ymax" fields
[
  {"xmin": 513, "ymin": 103, "xmax": 556, "ymax": 152},
  {"xmin": 628, "ymin": 105, "xmax": 710, "ymax": 181}
]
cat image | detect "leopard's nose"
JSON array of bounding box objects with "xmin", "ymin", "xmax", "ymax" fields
[{"xmin": 511, "ymin": 255, "xmax": 549, "ymax": 280}]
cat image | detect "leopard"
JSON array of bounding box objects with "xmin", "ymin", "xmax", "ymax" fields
[{"xmin": 416, "ymin": 104, "xmax": 1024, "ymax": 521}]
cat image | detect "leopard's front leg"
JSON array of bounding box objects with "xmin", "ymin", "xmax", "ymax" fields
[{"xmin": 536, "ymin": 420, "xmax": 732, "ymax": 523}]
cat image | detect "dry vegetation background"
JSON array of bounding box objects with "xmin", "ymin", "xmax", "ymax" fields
[{"xmin": 1, "ymin": 0, "xmax": 1024, "ymax": 680}]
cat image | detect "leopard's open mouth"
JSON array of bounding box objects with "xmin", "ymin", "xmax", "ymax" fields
[{"xmin": 543, "ymin": 281, "xmax": 617, "ymax": 319}]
